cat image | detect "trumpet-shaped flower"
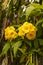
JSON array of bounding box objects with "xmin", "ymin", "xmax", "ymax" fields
[
  {"xmin": 18, "ymin": 22, "xmax": 37, "ymax": 40},
  {"xmin": 26, "ymin": 31, "xmax": 36, "ymax": 40},
  {"xmin": 5, "ymin": 26, "xmax": 18, "ymax": 40}
]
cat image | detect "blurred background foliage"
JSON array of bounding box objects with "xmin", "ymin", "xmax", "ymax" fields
[{"xmin": 0, "ymin": 0, "xmax": 43, "ymax": 65}]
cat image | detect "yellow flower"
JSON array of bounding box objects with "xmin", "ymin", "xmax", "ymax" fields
[
  {"xmin": 18, "ymin": 26, "xmax": 25, "ymax": 39},
  {"xmin": 26, "ymin": 31, "xmax": 36, "ymax": 40},
  {"xmin": 9, "ymin": 26, "xmax": 15, "ymax": 30},
  {"xmin": 20, "ymin": 22, "xmax": 37, "ymax": 34},
  {"xmin": 18, "ymin": 30, "xmax": 25, "ymax": 36},
  {"xmin": 18, "ymin": 22, "xmax": 29, "ymax": 38},
  {"xmin": 22, "ymin": 22, "xmax": 30, "ymax": 33},
  {"xmin": 24, "ymin": 22, "xmax": 37, "ymax": 40},
  {"xmin": 23, "ymin": 22, "xmax": 37, "ymax": 40},
  {"xmin": 18, "ymin": 22, "xmax": 37, "ymax": 40},
  {"xmin": 25, "ymin": 22, "xmax": 37, "ymax": 32},
  {"xmin": 5, "ymin": 26, "xmax": 18, "ymax": 40}
]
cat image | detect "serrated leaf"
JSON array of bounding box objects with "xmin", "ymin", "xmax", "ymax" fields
[
  {"xmin": 26, "ymin": 5, "xmax": 35, "ymax": 20},
  {"xmin": 13, "ymin": 41, "xmax": 22, "ymax": 57},
  {"xmin": 1, "ymin": 43, "xmax": 10, "ymax": 56}
]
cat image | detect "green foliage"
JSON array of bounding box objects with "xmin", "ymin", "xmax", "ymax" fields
[
  {"xmin": 36, "ymin": 19, "xmax": 43, "ymax": 26},
  {"xmin": 34, "ymin": 39, "xmax": 39, "ymax": 49},
  {"xmin": 24, "ymin": 39, "xmax": 32, "ymax": 47},
  {"xmin": 26, "ymin": 5, "xmax": 35, "ymax": 20},
  {"xmin": 38, "ymin": 39, "xmax": 43, "ymax": 45},
  {"xmin": 20, "ymin": 55, "xmax": 25, "ymax": 63},
  {"xmin": 0, "ymin": 0, "xmax": 43, "ymax": 65},
  {"xmin": 28, "ymin": 63, "xmax": 34, "ymax": 65},
  {"xmin": 0, "ymin": 42, "xmax": 10, "ymax": 56},
  {"xmin": 13, "ymin": 41, "xmax": 22, "ymax": 57},
  {"xmin": 26, "ymin": 3, "xmax": 43, "ymax": 20}
]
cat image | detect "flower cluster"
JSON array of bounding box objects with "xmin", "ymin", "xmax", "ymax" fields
[
  {"xmin": 18, "ymin": 22, "xmax": 37, "ymax": 40},
  {"xmin": 5, "ymin": 22, "xmax": 37, "ymax": 40},
  {"xmin": 5, "ymin": 26, "xmax": 18, "ymax": 40}
]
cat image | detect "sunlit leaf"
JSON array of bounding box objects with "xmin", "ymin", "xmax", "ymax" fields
[
  {"xmin": 20, "ymin": 55, "xmax": 25, "ymax": 63},
  {"xmin": 26, "ymin": 5, "xmax": 35, "ymax": 20},
  {"xmin": 1, "ymin": 42, "xmax": 10, "ymax": 56},
  {"xmin": 13, "ymin": 41, "xmax": 22, "ymax": 57}
]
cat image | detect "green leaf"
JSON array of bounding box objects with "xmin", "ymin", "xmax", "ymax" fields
[
  {"xmin": 35, "ymin": 19, "xmax": 43, "ymax": 37},
  {"xmin": 13, "ymin": 41, "xmax": 22, "ymax": 57},
  {"xmin": 28, "ymin": 63, "xmax": 34, "ymax": 65},
  {"xmin": 13, "ymin": 0, "xmax": 17, "ymax": 5},
  {"xmin": 1, "ymin": 42, "xmax": 10, "ymax": 56},
  {"xmin": 37, "ymin": 28, "xmax": 42, "ymax": 37},
  {"xmin": 30, "ymin": 3, "xmax": 43, "ymax": 9},
  {"xmin": 20, "ymin": 55, "xmax": 25, "ymax": 63},
  {"xmin": 18, "ymin": 45, "xmax": 27, "ymax": 55},
  {"xmin": 24, "ymin": 39, "xmax": 32, "ymax": 47},
  {"xmin": 34, "ymin": 39, "xmax": 39, "ymax": 49},
  {"xmin": 39, "ymin": 51, "xmax": 43, "ymax": 56},
  {"xmin": 26, "ymin": 5, "xmax": 35, "ymax": 20},
  {"xmin": 11, "ymin": 41, "xmax": 15, "ymax": 48},
  {"xmin": 32, "ymin": 49, "xmax": 40, "ymax": 53},
  {"xmin": 38, "ymin": 39, "xmax": 43, "ymax": 45},
  {"xmin": 36, "ymin": 19, "xmax": 43, "ymax": 26}
]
